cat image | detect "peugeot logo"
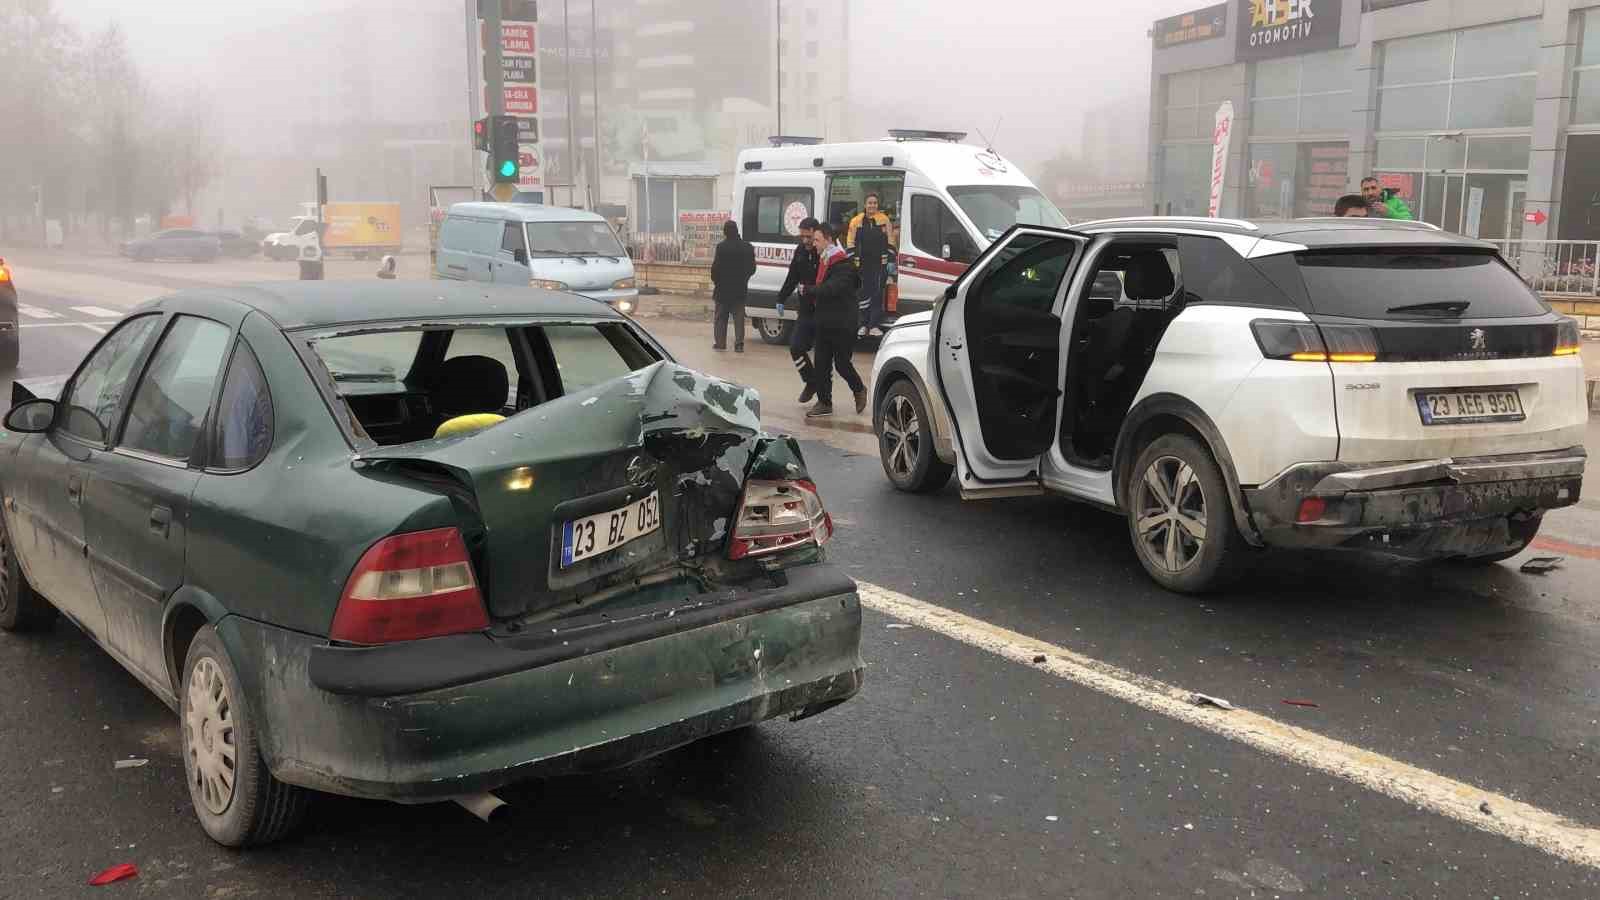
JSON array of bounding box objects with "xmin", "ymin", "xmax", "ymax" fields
[
  {"xmin": 625, "ymin": 455, "xmax": 657, "ymax": 486},
  {"xmin": 1468, "ymin": 328, "xmax": 1487, "ymax": 351}
]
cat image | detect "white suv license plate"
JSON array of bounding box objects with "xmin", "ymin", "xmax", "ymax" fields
[
  {"xmin": 1416, "ymin": 389, "xmax": 1525, "ymax": 425},
  {"xmin": 560, "ymin": 491, "xmax": 661, "ymax": 568}
]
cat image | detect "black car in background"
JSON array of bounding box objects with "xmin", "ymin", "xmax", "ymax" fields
[
  {"xmin": 212, "ymin": 228, "xmax": 261, "ymax": 258},
  {"xmin": 120, "ymin": 229, "xmax": 221, "ymax": 262}
]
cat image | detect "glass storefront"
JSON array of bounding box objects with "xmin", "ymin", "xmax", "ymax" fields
[
  {"xmin": 1373, "ymin": 135, "xmax": 1529, "ymax": 239},
  {"xmin": 1247, "ymin": 141, "xmax": 1350, "ymax": 219},
  {"xmin": 1250, "ymin": 49, "xmax": 1354, "ymax": 138},
  {"xmin": 1376, "ymin": 20, "xmax": 1538, "ymax": 131},
  {"xmin": 1158, "ymin": 66, "xmax": 1236, "ymax": 217},
  {"xmin": 1574, "ymin": 8, "xmax": 1600, "ymax": 124}
]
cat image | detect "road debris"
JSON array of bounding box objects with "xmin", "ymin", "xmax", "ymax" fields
[
  {"xmin": 1281, "ymin": 699, "xmax": 1320, "ymax": 708},
  {"xmin": 1045, "ymin": 815, "xmax": 1059, "ymax": 822},
  {"xmin": 1032, "ymin": 654, "xmax": 1047, "ymax": 664},
  {"xmin": 113, "ymin": 758, "xmax": 149, "ymax": 770},
  {"xmin": 1479, "ymin": 801, "xmax": 1493, "ymax": 816},
  {"xmin": 1190, "ymin": 693, "xmax": 1234, "ymax": 711},
  {"xmin": 88, "ymin": 863, "xmax": 138, "ymax": 886},
  {"xmin": 1519, "ymin": 556, "xmax": 1563, "ymax": 574},
  {"xmin": 885, "ymin": 623, "xmax": 912, "ymax": 629}
]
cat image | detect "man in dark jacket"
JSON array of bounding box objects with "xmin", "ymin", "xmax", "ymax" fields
[
  {"xmin": 806, "ymin": 222, "xmax": 867, "ymax": 418},
  {"xmin": 778, "ymin": 217, "xmax": 821, "ymax": 401},
  {"xmin": 710, "ymin": 219, "xmax": 756, "ymax": 351}
]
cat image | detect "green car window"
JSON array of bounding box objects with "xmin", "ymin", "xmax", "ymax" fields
[
  {"xmin": 61, "ymin": 314, "xmax": 161, "ymax": 445},
  {"xmin": 121, "ymin": 316, "xmax": 231, "ymax": 461}
]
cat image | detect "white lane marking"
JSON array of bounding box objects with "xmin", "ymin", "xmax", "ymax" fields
[
  {"xmin": 18, "ymin": 305, "xmax": 60, "ymax": 319},
  {"xmin": 70, "ymin": 306, "xmax": 122, "ymax": 319},
  {"xmin": 78, "ymin": 324, "xmax": 108, "ymax": 334},
  {"xmin": 856, "ymin": 581, "xmax": 1600, "ymax": 870}
]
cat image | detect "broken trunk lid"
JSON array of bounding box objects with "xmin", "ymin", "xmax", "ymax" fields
[{"xmin": 355, "ymin": 362, "xmax": 768, "ymax": 619}]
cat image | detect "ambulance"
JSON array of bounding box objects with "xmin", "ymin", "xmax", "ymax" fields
[{"xmin": 732, "ymin": 130, "xmax": 1068, "ymax": 344}]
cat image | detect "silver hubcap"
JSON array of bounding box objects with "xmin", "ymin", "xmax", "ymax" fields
[
  {"xmin": 1134, "ymin": 455, "xmax": 1208, "ymax": 574},
  {"xmin": 880, "ymin": 395, "xmax": 922, "ymax": 479},
  {"xmin": 760, "ymin": 319, "xmax": 783, "ymax": 338},
  {"xmin": 185, "ymin": 657, "xmax": 237, "ymax": 815}
]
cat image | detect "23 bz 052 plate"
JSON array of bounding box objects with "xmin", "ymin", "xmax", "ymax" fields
[{"xmin": 560, "ymin": 491, "xmax": 661, "ymax": 568}]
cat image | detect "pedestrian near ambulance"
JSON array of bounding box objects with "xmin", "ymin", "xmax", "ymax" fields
[
  {"xmin": 848, "ymin": 193, "xmax": 894, "ymax": 338},
  {"xmin": 710, "ymin": 219, "xmax": 756, "ymax": 352},
  {"xmin": 778, "ymin": 216, "xmax": 822, "ymax": 402},
  {"xmin": 807, "ymin": 222, "xmax": 868, "ymax": 419}
]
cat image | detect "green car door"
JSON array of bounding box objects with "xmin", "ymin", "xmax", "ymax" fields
[
  {"xmin": 87, "ymin": 314, "xmax": 232, "ymax": 687},
  {"xmin": 13, "ymin": 315, "xmax": 163, "ymax": 635}
]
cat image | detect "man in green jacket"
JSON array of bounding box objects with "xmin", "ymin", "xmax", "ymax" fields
[{"xmin": 1361, "ymin": 177, "xmax": 1414, "ymax": 220}]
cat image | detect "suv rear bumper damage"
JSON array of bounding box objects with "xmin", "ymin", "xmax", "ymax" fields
[
  {"xmin": 220, "ymin": 563, "xmax": 864, "ymax": 802},
  {"xmin": 1244, "ymin": 447, "xmax": 1585, "ymax": 555}
]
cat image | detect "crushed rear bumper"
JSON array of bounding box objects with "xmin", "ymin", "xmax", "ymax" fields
[
  {"xmin": 1244, "ymin": 447, "xmax": 1585, "ymax": 555},
  {"xmin": 221, "ymin": 563, "xmax": 864, "ymax": 802}
]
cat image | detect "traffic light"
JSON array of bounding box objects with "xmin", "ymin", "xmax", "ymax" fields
[
  {"xmin": 490, "ymin": 114, "xmax": 519, "ymax": 184},
  {"xmin": 473, "ymin": 117, "xmax": 490, "ymax": 152}
]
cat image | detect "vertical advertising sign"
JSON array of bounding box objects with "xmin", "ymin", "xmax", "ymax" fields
[
  {"xmin": 479, "ymin": 0, "xmax": 542, "ymax": 188},
  {"xmin": 1208, "ymin": 101, "xmax": 1234, "ymax": 218}
]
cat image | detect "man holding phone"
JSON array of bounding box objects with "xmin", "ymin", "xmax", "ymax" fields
[{"xmin": 1361, "ymin": 176, "xmax": 1414, "ymax": 221}]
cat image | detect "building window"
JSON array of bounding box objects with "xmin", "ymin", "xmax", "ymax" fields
[
  {"xmin": 806, "ymin": 8, "xmax": 818, "ymax": 26},
  {"xmin": 1246, "ymin": 142, "xmax": 1349, "ymax": 219},
  {"xmin": 806, "ymin": 72, "xmax": 819, "ymax": 91},
  {"xmin": 1249, "ymin": 49, "xmax": 1352, "ymax": 137},
  {"xmin": 805, "ymin": 40, "xmax": 818, "ymax": 59},
  {"xmin": 1574, "ymin": 8, "xmax": 1600, "ymax": 123},
  {"xmin": 780, "ymin": 39, "xmax": 789, "ymax": 56},
  {"xmin": 806, "ymin": 103, "xmax": 818, "ymax": 119},
  {"xmin": 1372, "ymin": 135, "xmax": 1530, "ymax": 239},
  {"xmin": 1162, "ymin": 66, "xmax": 1234, "ymax": 141},
  {"xmin": 1376, "ymin": 19, "xmax": 1538, "ymax": 131}
]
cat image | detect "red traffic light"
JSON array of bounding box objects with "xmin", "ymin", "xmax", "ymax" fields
[{"xmin": 472, "ymin": 117, "xmax": 491, "ymax": 152}]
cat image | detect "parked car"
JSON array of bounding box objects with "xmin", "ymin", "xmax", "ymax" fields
[
  {"xmin": 0, "ymin": 257, "xmax": 16, "ymax": 375},
  {"xmin": 869, "ymin": 217, "xmax": 1588, "ymax": 593},
  {"xmin": 435, "ymin": 203, "xmax": 640, "ymax": 315},
  {"xmin": 211, "ymin": 229, "xmax": 260, "ymax": 258},
  {"xmin": 0, "ymin": 281, "xmax": 862, "ymax": 846},
  {"xmin": 121, "ymin": 229, "xmax": 221, "ymax": 262}
]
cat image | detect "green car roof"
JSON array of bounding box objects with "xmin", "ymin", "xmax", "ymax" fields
[{"xmin": 132, "ymin": 281, "xmax": 620, "ymax": 331}]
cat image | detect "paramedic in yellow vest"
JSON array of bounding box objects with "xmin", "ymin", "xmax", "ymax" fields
[{"xmin": 847, "ymin": 193, "xmax": 894, "ymax": 338}]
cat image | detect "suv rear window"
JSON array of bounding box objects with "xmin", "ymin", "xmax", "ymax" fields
[{"xmin": 1293, "ymin": 250, "xmax": 1547, "ymax": 319}]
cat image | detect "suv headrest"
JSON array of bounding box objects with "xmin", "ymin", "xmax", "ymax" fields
[{"xmin": 1123, "ymin": 252, "xmax": 1176, "ymax": 301}]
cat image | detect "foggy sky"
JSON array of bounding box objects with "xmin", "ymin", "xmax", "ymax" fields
[{"xmin": 59, "ymin": 0, "xmax": 1205, "ymax": 174}]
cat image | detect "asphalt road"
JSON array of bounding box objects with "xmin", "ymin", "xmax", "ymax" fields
[{"xmin": 3, "ymin": 256, "xmax": 1600, "ymax": 898}]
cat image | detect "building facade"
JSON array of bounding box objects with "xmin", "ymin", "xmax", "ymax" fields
[
  {"xmin": 1149, "ymin": 0, "xmax": 1600, "ymax": 244},
  {"xmin": 538, "ymin": 0, "xmax": 850, "ymax": 232}
]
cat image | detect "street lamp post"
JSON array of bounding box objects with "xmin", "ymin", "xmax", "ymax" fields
[{"xmin": 776, "ymin": 0, "xmax": 783, "ymax": 136}]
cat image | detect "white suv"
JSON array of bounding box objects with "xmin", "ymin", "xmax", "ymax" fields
[{"xmin": 868, "ymin": 217, "xmax": 1588, "ymax": 593}]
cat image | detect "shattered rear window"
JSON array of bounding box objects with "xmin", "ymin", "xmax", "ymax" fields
[{"xmin": 310, "ymin": 332, "xmax": 422, "ymax": 384}]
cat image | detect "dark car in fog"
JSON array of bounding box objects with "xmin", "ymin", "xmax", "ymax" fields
[
  {"xmin": 121, "ymin": 229, "xmax": 221, "ymax": 262},
  {"xmin": 211, "ymin": 229, "xmax": 260, "ymax": 259}
]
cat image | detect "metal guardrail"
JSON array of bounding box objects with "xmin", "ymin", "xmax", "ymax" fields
[
  {"xmin": 1489, "ymin": 239, "xmax": 1600, "ymax": 296},
  {"xmin": 626, "ymin": 233, "xmax": 691, "ymax": 265}
]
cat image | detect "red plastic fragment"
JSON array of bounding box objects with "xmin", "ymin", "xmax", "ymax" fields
[{"xmin": 88, "ymin": 863, "xmax": 139, "ymax": 886}]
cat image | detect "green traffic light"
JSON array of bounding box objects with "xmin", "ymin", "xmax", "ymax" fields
[{"xmin": 499, "ymin": 160, "xmax": 517, "ymax": 178}]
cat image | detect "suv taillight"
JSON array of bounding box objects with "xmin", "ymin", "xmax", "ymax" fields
[
  {"xmin": 1555, "ymin": 318, "xmax": 1581, "ymax": 356},
  {"xmin": 330, "ymin": 527, "xmax": 489, "ymax": 644},
  {"xmin": 1251, "ymin": 319, "xmax": 1378, "ymax": 363},
  {"xmin": 727, "ymin": 480, "xmax": 833, "ymax": 560}
]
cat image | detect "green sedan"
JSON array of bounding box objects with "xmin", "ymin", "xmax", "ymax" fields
[{"xmin": 0, "ymin": 282, "xmax": 864, "ymax": 846}]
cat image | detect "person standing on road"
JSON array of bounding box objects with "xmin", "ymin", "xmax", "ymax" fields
[
  {"xmin": 1361, "ymin": 177, "xmax": 1414, "ymax": 220},
  {"xmin": 778, "ymin": 216, "xmax": 822, "ymax": 402},
  {"xmin": 710, "ymin": 219, "xmax": 756, "ymax": 352},
  {"xmin": 807, "ymin": 222, "xmax": 868, "ymax": 418},
  {"xmin": 848, "ymin": 193, "xmax": 894, "ymax": 339}
]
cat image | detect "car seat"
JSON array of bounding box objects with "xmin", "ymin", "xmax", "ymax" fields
[{"xmin": 430, "ymin": 355, "xmax": 510, "ymax": 422}]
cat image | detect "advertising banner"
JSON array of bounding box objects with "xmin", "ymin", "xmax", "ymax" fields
[
  {"xmin": 1208, "ymin": 101, "xmax": 1235, "ymax": 218},
  {"xmin": 679, "ymin": 210, "xmax": 732, "ymax": 263},
  {"xmin": 1236, "ymin": 0, "xmax": 1341, "ymax": 61},
  {"xmin": 1153, "ymin": 4, "xmax": 1228, "ymax": 50}
]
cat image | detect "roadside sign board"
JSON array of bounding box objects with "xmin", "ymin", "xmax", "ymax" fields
[{"xmin": 477, "ymin": 2, "xmax": 542, "ymax": 190}]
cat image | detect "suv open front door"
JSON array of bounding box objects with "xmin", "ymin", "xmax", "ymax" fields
[{"xmin": 930, "ymin": 225, "xmax": 1087, "ymax": 495}]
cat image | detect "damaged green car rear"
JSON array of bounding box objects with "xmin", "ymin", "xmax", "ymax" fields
[{"xmin": 0, "ymin": 282, "xmax": 863, "ymax": 847}]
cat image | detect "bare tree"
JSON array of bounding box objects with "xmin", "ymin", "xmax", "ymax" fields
[{"xmin": 162, "ymin": 88, "xmax": 222, "ymax": 219}]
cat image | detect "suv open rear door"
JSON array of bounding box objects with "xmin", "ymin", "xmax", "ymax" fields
[{"xmin": 930, "ymin": 225, "xmax": 1088, "ymax": 496}]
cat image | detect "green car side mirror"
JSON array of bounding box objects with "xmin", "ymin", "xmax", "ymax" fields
[{"xmin": 4, "ymin": 398, "xmax": 57, "ymax": 433}]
